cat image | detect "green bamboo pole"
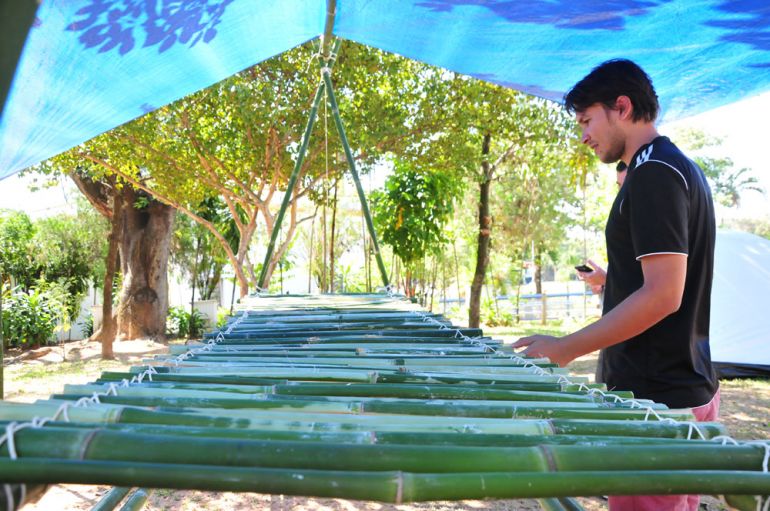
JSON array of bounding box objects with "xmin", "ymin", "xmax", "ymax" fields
[
  {"xmin": 92, "ymin": 487, "xmax": 132, "ymax": 511},
  {"xmin": 55, "ymin": 387, "xmax": 663, "ymax": 416},
  {"xmin": 96, "ymin": 371, "xmax": 616, "ymax": 395},
  {"xmin": 256, "ymin": 39, "xmax": 342, "ymax": 291},
  {"xmin": 77, "ymin": 383, "xmax": 650, "ymax": 410},
  {"xmin": 322, "ymin": 62, "xmax": 389, "ymax": 288},
  {"xmin": 321, "ymin": 0, "xmax": 336, "ymax": 60},
  {"xmin": 539, "ymin": 497, "xmax": 585, "ymax": 511},
  {"xmin": 3, "ymin": 421, "xmax": 716, "ymax": 448},
  {"xmin": 88, "ymin": 381, "xmax": 595, "ymax": 403},
  {"xmin": 0, "ymin": 459, "xmax": 767, "ymax": 507},
  {"xmin": 118, "ymin": 488, "xmax": 150, "ymax": 511},
  {"xmin": 0, "ymin": 0, "xmax": 39, "ymax": 120},
  {"xmin": 3, "ymin": 428, "xmax": 768, "ymax": 476},
  {"xmin": 0, "ymin": 400, "xmax": 726, "ymax": 439}
]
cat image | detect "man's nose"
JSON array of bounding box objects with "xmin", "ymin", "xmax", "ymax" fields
[{"xmin": 581, "ymin": 132, "xmax": 590, "ymax": 145}]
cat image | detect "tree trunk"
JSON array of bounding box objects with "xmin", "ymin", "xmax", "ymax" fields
[
  {"xmin": 534, "ymin": 245, "xmax": 543, "ymax": 295},
  {"xmin": 94, "ymin": 192, "xmax": 123, "ymax": 359},
  {"xmin": 469, "ymin": 133, "xmax": 492, "ymax": 328},
  {"xmin": 69, "ymin": 172, "xmax": 123, "ymax": 359},
  {"xmin": 429, "ymin": 256, "xmax": 438, "ymax": 312},
  {"xmin": 404, "ymin": 267, "xmax": 414, "ymax": 298},
  {"xmin": 116, "ymin": 187, "xmax": 174, "ymax": 341}
]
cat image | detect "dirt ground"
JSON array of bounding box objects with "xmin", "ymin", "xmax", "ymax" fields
[{"xmin": 3, "ymin": 336, "xmax": 767, "ymax": 511}]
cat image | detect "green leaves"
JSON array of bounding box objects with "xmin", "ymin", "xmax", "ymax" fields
[
  {"xmin": 0, "ymin": 210, "xmax": 36, "ymax": 289},
  {"xmin": 1, "ymin": 285, "xmax": 61, "ymax": 347},
  {"xmin": 672, "ymin": 127, "xmax": 763, "ymax": 208},
  {"xmin": 372, "ymin": 161, "xmax": 461, "ymax": 268},
  {"xmin": 0, "ymin": 207, "xmax": 107, "ymax": 328}
]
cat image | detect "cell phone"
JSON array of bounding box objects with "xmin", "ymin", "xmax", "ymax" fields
[{"xmin": 575, "ymin": 264, "xmax": 593, "ymax": 273}]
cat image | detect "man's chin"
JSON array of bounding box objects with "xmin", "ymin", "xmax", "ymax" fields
[{"xmin": 599, "ymin": 155, "xmax": 617, "ymax": 164}]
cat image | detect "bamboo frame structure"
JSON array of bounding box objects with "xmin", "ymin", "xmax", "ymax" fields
[
  {"xmin": 0, "ymin": 294, "xmax": 767, "ymax": 511},
  {"xmin": 256, "ymin": 35, "xmax": 390, "ymax": 292}
]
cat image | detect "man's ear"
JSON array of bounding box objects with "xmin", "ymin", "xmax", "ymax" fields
[{"xmin": 615, "ymin": 96, "xmax": 634, "ymax": 121}]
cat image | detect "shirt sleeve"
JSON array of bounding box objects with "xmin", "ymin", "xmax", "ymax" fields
[{"xmin": 628, "ymin": 162, "xmax": 689, "ymax": 260}]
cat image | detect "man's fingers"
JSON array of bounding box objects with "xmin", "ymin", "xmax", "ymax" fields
[{"xmin": 512, "ymin": 337, "xmax": 534, "ymax": 349}]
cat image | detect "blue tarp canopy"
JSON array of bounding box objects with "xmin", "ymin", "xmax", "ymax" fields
[{"xmin": 2, "ymin": 0, "xmax": 770, "ymax": 179}]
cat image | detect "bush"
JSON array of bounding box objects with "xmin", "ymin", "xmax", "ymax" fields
[
  {"xmin": 83, "ymin": 313, "xmax": 94, "ymax": 338},
  {"xmin": 481, "ymin": 297, "xmax": 514, "ymax": 327},
  {"xmin": 1, "ymin": 285, "xmax": 61, "ymax": 348},
  {"xmin": 166, "ymin": 306, "xmax": 206, "ymax": 339},
  {"xmin": 216, "ymin": 307, "xmax": 229, "ymax": 329}
]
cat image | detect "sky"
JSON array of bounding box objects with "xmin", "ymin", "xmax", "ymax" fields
[{"xmin": 2, "ymin": 90, "xmax": 770, "ymax": 220}]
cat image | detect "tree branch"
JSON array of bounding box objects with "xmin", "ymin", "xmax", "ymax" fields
[{"xmin": 68, "ymin": 172, "xmax": 113, "ymax": 219}]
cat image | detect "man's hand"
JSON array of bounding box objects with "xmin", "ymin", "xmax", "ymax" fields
[
  {"xmin": 577, "ymin": 258, "xmax": 607, "ymax": 293},
  {"xmin": 512, "ymin": 334, "xmax": 575, "ymax": 367}
]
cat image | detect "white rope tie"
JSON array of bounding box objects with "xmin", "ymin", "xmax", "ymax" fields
[{"xmin": 746, "ymin": 441, "xmax": 770, "ymax": 473}]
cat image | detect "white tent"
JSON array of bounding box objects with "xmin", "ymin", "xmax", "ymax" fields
[{"xmin": 711, "ymin": 230, "xmax": 770, "ymax": 377}]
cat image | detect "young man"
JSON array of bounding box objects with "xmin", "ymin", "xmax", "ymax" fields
[{"xmin": 513, "ymin": 59, "xmax": 719, "ymax": 511}]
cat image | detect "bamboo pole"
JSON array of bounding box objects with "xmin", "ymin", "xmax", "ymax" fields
[
  {"xmin": 118, "ymin": 488, "xmax": 150, "ymax": 511},
  {"xmin": 2, "ymin": 428, "xmax": 767, "ymax": 475},
  {"xmin": 256, "ymin": 40, "xmax": 342, "ymax": 290},
  {"xmin": 322, "ymin": 66, "xmax": 389, "ymax": 288},
  {"xmin": 92, "ymin": 487, "xmax": 132, "ymax": 511},
  {"xmin": 0, "ymin": 459, "xmax": 767, "ymax": 507},
  {"xmin": 0, "ymin": 421, "xmax": 720, "ymax": 448}
]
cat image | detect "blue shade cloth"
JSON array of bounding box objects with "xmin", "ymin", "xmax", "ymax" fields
[
  {"xmin": 335, "ymin": 0, "xmax": 770, "ymax": 121},
  {"xmin": 0, "ymin": 0, "xmax": 324, "ymax": 179},
  {"xmin": 2, "ymin": 0, "xmax": 770, "ymax": 180}
]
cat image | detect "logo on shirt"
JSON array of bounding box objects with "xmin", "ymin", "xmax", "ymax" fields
[{"xmin": 636, "ymin": 145, "xmax": 653, "ymax": 167}]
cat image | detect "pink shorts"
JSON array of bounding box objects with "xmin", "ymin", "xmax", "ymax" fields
[{"xmin": 608, "ymin": 388, "xmax": 721, "ymax": 511}]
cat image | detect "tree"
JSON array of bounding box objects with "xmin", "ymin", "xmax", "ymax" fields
[
  {"xmin": 68, "ymin": 171, "xmax": 173, "ymax": 351},
  {"xmin": 409, "ymin": 77, "xmax": 591, "ymax": 327},
  {"xmin": 493, "ymin": 112, "xmax": 595, "ymax": 295},
  {"xmin": 33, "ymin": 214, "xmax": 102, "ymax": 325},
  {"xmin": 170, "ymin": 197, "xmax": 239, "ymax": 301},
  {"xmin": 672, "ymin": 128, "xmax": 763, "ymax": 207},
  {"xmin": 46, "ymin": 40, "xmax": 457, "ymax": 298},
  {"xmin": 0, "ymin": 210, "xmax": 36, "ymax": 290},
  {"xmin": 115, "ymin": 187, "xmax": 174, "ymax": 341},
  {"xmin": 371, "ymin": 161, "xmax": 461, "ymax": 297},
  {"xmin": 721, "ymin": 216, "xmax": 770, "ymax": 240}
]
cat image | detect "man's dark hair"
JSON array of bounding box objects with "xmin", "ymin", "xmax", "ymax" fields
[{"xmin": 564, "ymin": 59, "xmax": 659, "ymax": 122}]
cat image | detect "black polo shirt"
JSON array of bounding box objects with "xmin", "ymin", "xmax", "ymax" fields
[{"xmin": 598, "ymin": 136, "xmax": 718, "ymax": 409}]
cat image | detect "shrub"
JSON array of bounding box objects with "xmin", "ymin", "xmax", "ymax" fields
[
  {"xmin": 83, "ymin": 313, "xmax": 94, "ymax": 338},
  {"xmin": 216, "ymin": 307, "xmax": 229, "ymax": 329},
  {"xmin": 481, "ymin": 297, "xmax": 514, "ymax": 327},
  {"xmin": 166, "ymin": 306, "xmax": 206, "ymax": 339},
  {"xmin": 1, "ymin": 285, "xmax": 60, "ymax": 348}
]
